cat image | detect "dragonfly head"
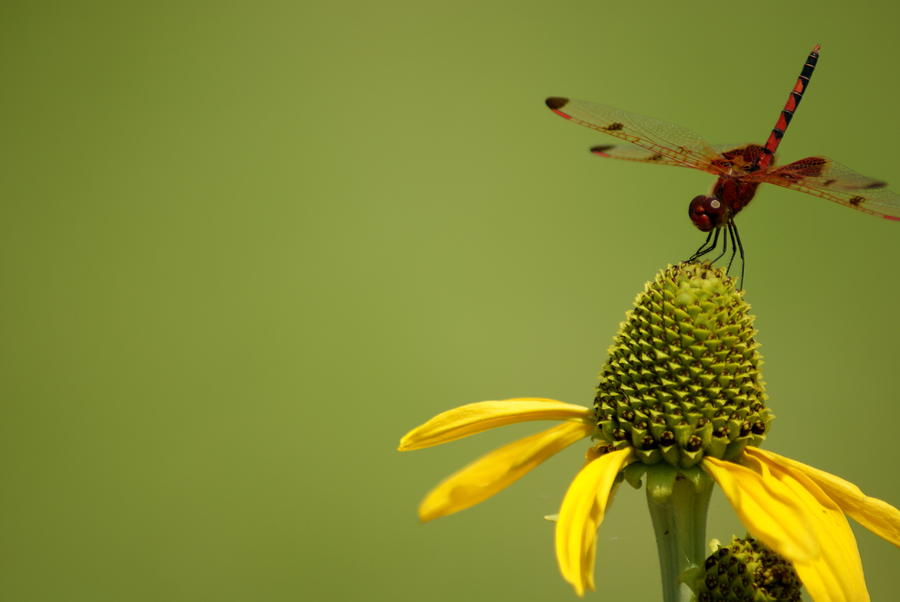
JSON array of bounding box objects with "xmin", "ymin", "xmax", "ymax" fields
[{"xmin": 689, "ymin": 195, "xmax": 727, "ymax": 232}]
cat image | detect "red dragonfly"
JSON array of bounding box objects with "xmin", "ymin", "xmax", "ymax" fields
[{"xmin": 545, "ymin": 45, "xmax": 899, "ymax": 282}]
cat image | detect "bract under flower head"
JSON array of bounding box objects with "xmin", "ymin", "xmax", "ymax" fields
[{"xmin": 592, "ymin": 263, "xmax": 771, "ymax": 467}]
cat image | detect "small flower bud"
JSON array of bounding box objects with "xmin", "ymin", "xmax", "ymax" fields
[{"xmin": 693, "ymin": 536, "xmax": 802, "ymax": 601}]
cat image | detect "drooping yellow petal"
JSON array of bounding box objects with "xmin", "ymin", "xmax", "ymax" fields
[
  {"xmin": 417, "ymin": 420, "xmax": 592, "ymax": 522},
  {"xmin": 398, "ymin": 398, "xmax": 591, "ymax": 451},
  {"xmin": 742, "ymin": 450, "xmax": 869, "ymax": 602},
  {"xmin": 555, "ymin": 447, "xmax": 632, "ymax": 596},
  {"xmin": 702, "ymin": 456, "xmax": 819, "ymax": 563},
  {"xmin": 747, "ymin": 446, "xmax": 900, "ymax": 547},
  {"xmin": 578, "ymin": 488, "xmax": 604, "ymax": 593}
]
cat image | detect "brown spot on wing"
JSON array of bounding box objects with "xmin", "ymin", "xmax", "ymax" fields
[
  {"xmin": 603, "ymin": 122, "xmax": 624, "ymax": 131},
  {"xmin": 849, "ymin": 196, "xmax": 865, "ymax": 206},
  {"xmin": 865, "ymin": 181, "xmax": 887, "ymax": 190},
  {"xmin": 788, "ymin": 157, "xmax": 827, "ymax": 177},
  {"xmin": 545, "ymin": 97, "xmax": 569, "ymax": 110},
  {"xmin": 590, "ymin": 145, "xmax": 614, "ymax": 154},
  {"xmin": 715, "ymin": 144, "xmax": 765, "ymax": 171},
  {"xmin": 757, "ymin": 156, "xmax": 830, "ymax": 186}
]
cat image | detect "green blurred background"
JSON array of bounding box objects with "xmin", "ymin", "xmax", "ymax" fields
[{"xmin": 2, "ymin": 1, "xmax": 897, "ymax": 600}]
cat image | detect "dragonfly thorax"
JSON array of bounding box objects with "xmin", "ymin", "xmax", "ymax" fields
[{"xmin": 689, "ymin": 177, "xmax": 762, "ymax": 231}]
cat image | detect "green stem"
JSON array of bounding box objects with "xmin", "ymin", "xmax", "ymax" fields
[{"xmin": 645, "ymin": 466, "xmax": 714, "ymax": 602}]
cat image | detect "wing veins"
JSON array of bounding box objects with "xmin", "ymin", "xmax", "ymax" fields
[
  {"xmin": 553, "ymin": 99, "xmax": 726, "ymax": 175},
  {"xmin": 762, "ymin": 177, "xmax": 900, "ymax": 220}
]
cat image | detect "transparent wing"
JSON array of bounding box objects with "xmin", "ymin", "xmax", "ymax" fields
[
  {"xmin": 588, "ymin": 143, "xmax": 761, "ymax": 169},
  {"xmin": 752, "ymin": 156, "xmax": 900, "ymax": 221},
  {"xmin": 546, "ymin": 97, "xmax": 725, "ymax": 175},
  {"xmin": 589, "ymin": 143, "xmax": 692, "ymax": 166}
]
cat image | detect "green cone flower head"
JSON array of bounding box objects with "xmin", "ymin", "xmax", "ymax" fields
[
  {"xmin": 693, "ymin": 536, "xmax": 802, "ymax": 601},
  {"xmin": 592, "ymin": 263, "xmax": 771, "ymax": 467}
]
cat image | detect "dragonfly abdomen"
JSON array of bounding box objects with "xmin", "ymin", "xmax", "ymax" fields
[{"xmin": 757, "ymin": 44, "xmax": 821, "ymax": 171}]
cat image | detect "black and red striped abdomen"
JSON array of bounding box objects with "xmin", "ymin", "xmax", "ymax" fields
[{"xmin": 757, "ymin": 44, "xmax": 821, "ymax": 171}]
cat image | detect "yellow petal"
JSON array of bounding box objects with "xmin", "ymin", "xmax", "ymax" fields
[
  {"xmin": 747, "ymin": 446, "xmax": 900, "ymax": 547},
  {"xmin": 555, "ymin": 447, "xmax": 632, "ymax": 596},
  {"xmin": 702, "ymin": 456, "xmax": 819, "ymax": 563},
  {"xmin": 417, "ymin": 420, "xmax": 591, "ymax": 522},
  {"xmin": 398, "ymin": 398, "xmax": 591, "ymax": 451},
  {"xmin": 579, "ymin": 490, "xmax": 604, "ymax": 593},
  {"xmin": 742, "ymin": 450, "xmax": 869, "ymax": 602}
]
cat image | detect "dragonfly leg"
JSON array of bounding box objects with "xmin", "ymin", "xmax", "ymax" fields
[
  {"xmin": 732, "ymin": 220, "xmax": 746, "ymax": 289},
  {"xmin": 690, "ymin": 229, "xmax": 714, "ymax": 260},
  {"xmin": 726, "ymin": 221, "xmax": 738, "ymax": 275},
  {"xmin": 709, "ymin": 225, "xmax": 729, "ymax": 265},
  {"xmin": 686, "ymin": 222, "xmax": 745, "ymax": 289},
  {"xmin": 687, "ymin": 228, "xmax": 718, "ymax": 262},
  {"xmin": 722, "ymin": 220, "xmax": 747, "ymax": 289}
]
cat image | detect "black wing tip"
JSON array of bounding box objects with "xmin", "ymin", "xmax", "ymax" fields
[
  {"xmin": 590, "ymin": 145, "xmax": 614, "ymax": 154},
  {"xmin": 545, "ymin": 97, "xmax": 570, "ymax": 110}
]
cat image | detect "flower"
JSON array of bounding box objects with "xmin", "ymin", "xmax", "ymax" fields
[{"xmin": 398, "ymin": 263, "xmax": 900, "ymax": 600}]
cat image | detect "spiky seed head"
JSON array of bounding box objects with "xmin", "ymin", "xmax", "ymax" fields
[
  {"xmin": 592, "ymin": 263, "xmax": 771, "ymax": 468},
  {"xmin": 694, "ymin": 536, "xmax": 802, "ymax": 601}
]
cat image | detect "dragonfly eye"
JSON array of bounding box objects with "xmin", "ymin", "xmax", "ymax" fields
[{"xmin": 689, "ymin": 195, "xmax": 724, "ymax": 232}]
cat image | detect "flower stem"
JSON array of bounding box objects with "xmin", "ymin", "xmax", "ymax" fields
[{"xmin": 644, "ymin": 466, "xmax": 714, "ymax": 602}]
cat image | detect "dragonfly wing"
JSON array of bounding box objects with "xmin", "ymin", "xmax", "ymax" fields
[
  {"xmin": 589, "ymin": 143, "xmax": 693, "ymax": 166},
  {"xmin": 753, "ymin": 156, "xmax": 900, "ymax": 221},
  {"xmin": 546, "ymin": 97, "xmax": 724, "ymax": 175},
  {"xmin": 589, "ymin": 143, "xmax": 761, "ymax": 169}
]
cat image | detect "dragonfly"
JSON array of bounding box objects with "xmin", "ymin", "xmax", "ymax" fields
[{"xmin": 545, "ymin": 44, "xmax": 900, "ymax": 285}]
